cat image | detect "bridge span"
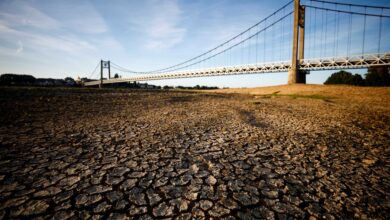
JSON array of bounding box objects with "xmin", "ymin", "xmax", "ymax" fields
[{"xmin": 85, "ymin": 53, "xmax": 390, "ymax": 86}]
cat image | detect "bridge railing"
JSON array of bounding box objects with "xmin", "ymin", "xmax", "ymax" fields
[
  {"xmin": 84, "ymin": 53, "xmax": 390, "ymax": 86},
  {"xmin": 301, "ymin": 53, "xmax": 390, "ymax": 70},
  {"xmin": 84, "ymin": 61, "xmax": 292, "ymax": 86}
]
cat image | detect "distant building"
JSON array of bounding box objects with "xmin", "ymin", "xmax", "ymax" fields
[
  {"xmin": 138, "ymin": 83, "xmax": 160, "ymax": 89},
  {"xmin": 35, "ymin": 78, "xmax": 66, "ymax": 86}
]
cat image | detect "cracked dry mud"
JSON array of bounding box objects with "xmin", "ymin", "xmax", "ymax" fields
[{"xmin": 0, "ymin": 87, "xmax": 389, "ymax": 219}]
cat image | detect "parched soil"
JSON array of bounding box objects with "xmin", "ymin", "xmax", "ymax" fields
[{"xmin": 0, "ymin": 86, "xmax": 389, "ymax": 219}]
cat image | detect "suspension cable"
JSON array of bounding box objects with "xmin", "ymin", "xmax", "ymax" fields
[
  {"xmin": 110, "ymin": 62, "xmax": 140, "ymax": 73},
  {"xmin": 140, "ymin": 0, "xmax": 294, "ymax": 73},
  {"xmin": 305, "ymin": 5, "xmax": 390, "ymax": 18},
  {"xmin": 88, "ymin": 61, "xmax": 100, "ymax": 79},
  {"xmin": 154, "ymin": 11, "xmax": 293, "ymax": 73},
  {"xmin": 308, "ymin": 0, "xmax": 390, "ymax": 10},
  {"xmin": 107, "ymin": 0, "xmax": 390, "ymax": 74}
]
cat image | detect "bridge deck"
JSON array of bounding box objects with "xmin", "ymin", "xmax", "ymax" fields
[{"xmin": 85, "ymin": 53, "xmax": 390, "ymax": 86}]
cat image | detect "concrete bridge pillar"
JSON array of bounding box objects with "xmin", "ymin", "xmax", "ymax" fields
[
  {"xmin": 100, "ymin": 60, "xmax": 103, "ymax": 88},
  {"xmin": 288, "ymin": 0, "xmax": 306, "ymax": 84}
]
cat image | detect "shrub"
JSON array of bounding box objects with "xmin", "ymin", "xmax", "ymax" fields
[
  {"xmin": 0, "ymin": 73, "xmax": 36, "ymax": 86},
  {"xmin": 324, "ymin": 71, "xmax": 364, "ymax": 86},
  {"xmin": 365, "ymin": 66, "xmax": 390, "ymax": 86}
]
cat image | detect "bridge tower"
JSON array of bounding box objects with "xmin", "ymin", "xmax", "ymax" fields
[
  {"xmin": 99, "ymin": 60, "xmax": 111, "ymax": 88},
  {"xmin": 288, "ymin": 0, "xmax": 306, "ymax": 84}
]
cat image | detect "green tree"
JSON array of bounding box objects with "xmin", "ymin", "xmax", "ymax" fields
[
  {"xmin": 64, "ymin": 77, "xmax": 76, "ymax": 86},
  {"xmin": 324, "ymin": 71, "xmax": 364, "ymax": 86},
  {"xmin": 0, "ymin": 74, "xmax": 36, "ymax": 86},
  {"xmin": 365, "ymin": 66, "xmax": 390, "ymax": 86},
  {"xmin": 351, "ymin": 74, "xmax": 364, "ymax": 86}
]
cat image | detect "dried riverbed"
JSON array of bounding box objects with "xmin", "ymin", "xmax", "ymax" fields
[{"xmin": 0, "ymin": 87, "xmax": 389, "ymax": 219}]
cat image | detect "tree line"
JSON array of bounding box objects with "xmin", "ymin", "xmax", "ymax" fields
[
  {"xmin": 0, "ymin": 73, "xmax": 220, "ymax": 89},
  {"xmin": 324, "ymin": 66, "xmax": 390, "ymax": 86},
  {"xmin": 0, "ymin": 74, "xmax": 79, "ymax": 87}
]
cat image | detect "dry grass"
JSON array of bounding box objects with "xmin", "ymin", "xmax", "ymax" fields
[{"xmin": 207, "ymin": 84, "xmax": 390, "ymax": 110}]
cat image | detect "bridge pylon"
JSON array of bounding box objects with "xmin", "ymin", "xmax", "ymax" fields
[
  {"xmin": 99, "ymin": 60, "xmax": 111, "ymax": 88},
  {"xmin": 288, "ymin": 0, "xmax": 306, "ymax": 84}
]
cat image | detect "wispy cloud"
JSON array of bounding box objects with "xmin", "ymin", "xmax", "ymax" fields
[
  {"xmin": 0, "ymin": 20, "xmax": 96, "ymax": 54},
  {"xmin": 16, "ymin": 40, "xmax": 23, "ymax": 54},
  {"xmin": 0, "ymin": 0, "xmax": 126, "ymax": 58},
  {"xmin": 0, "ymin": 4, "xmax": 61, "ymax": 30},
  {"xmin": 44, "ymin": 0, "xmax": 109, "ymax": 34},
  {"xmin": 129, "ymin": 0, "xmax": 186, "ymax": 50}
]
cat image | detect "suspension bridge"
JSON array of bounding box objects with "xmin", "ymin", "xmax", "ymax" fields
[{"xmin": 85, "ymin": 0, "xmax": 390, "ymax": 87}]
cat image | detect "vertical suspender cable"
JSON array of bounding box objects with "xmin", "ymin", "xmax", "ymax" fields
[
  {"xmin": 241, "ymin": 35, "xmax": 245, "ymax": 65},
  {"xmin": 280, "ymin": 12, "xmax": 282, "ymax": 61},
  {"xmin": 362, "ymin": 6, "xmax": 367, "ymax": 57},
  {"xmin": 289, "ymin": 13, "xmax": 292, "ymax": 60},
  {"xmin": 282, "ymin": 8, "xmax": 285, "ymax": 61},
  {"xmin": 347, "ymin": 5, "xmax": 352, "ymax": 57},
  {"xmin": 325, "ymin": 8, "xmax": 328, "ymax": 57},
  {"xmin": 333, "ymin": 7, "xmax": 337, "ymax": 57},
  {"xmin": 378, "ymin": 8, "xmax": 383, "ymax": 55},
  {"xmin": 244, "ymin": 33, "xmax": 247, "ymax": 65},
  {"xmin": 226, "ymin": 41, "xmax": 228, "ymax": 67},
  {"xmin": 311, "ymin": 2, "xmax": 314, "ymax": 59},
  {"xmin": 289, "ymin": 10, "xmax": 294, "ymax": 60},
  {"xmin": 215, "ymin": 46, "xmax": 217, "ymax": 67},
  {"xmin": 241, "ymin": 33, "xmax": 244, "ymax": 65},
  {"xmin": 229, "ymin": 41, "xmax": 231, "ymax": 66},
  {"xmin": 212, "ymin": 52, "xmax": 214, "ymax": 68},
  {"xmin": 273, "ymin": 15, "xmax": 276, "ymax": 62},
  {"xmin": 274, "ymin": 13, "xmax": 277, "ymax": 62},
  {"xmin": 336, "ymin": 8, "xmax": 340, "ymax": 57},
  {"xmin": 209, "ymin": 52, "xmax": 211, "ymax": 68},
  {"xmin": 248, "ymin": 28, "xmax": 251, "ymax": 64},
  {"xmin": 283, "ymin": 8, "xmax": 286, "ymax": 60},
  {"xmin": 229, "ymin": 41, "xmax": 232, "ymax": 66},
  {"xmin": 232, "ymin": 40, "xmax": 234, "ymax": 66},
  {"xmin": 264, "ymin": 19, "xmax": 267, "ymax": 63},
  {"xmin": 222, "ymin": 47, "xmax": 224, "ymax": 67},
  {"xmin": 314, "ymin": 8, "xmax": 317, "ymax": 57},
  {"xmin": 256, "ymin": 25, "xmax": 259, "ymax": 64},
  {"xmin": 241, "ymin": 34, "xmax": 243, "ymax": 65},
  {"xmin": 321, "ymin": 3, "xmax": 324, "ymax": 58},
  {"xmin": 232, "ymin": 40, "xmax": 235, "ymax": 66},
  {"xmin": 210, "ymin": 51, "xmax": 213, "ymax": 68},
  {"xmin": 280, "ymin": 10, "xmax": 283, "ymax": 61}
]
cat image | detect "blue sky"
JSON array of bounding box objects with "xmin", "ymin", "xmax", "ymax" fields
[{"xmin": 0, "ymin": 0, "xmax": 389, "ymax": 87}]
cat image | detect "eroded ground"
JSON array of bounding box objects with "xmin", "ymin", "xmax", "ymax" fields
[{"xmin": 0, "ymin": 87, "xmax": 389, "ymax": 219}]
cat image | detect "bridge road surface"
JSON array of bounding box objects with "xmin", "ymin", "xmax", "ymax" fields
[{"xmin": 0, "ymin": 87, "xmax": 388, "ymax": 219}]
